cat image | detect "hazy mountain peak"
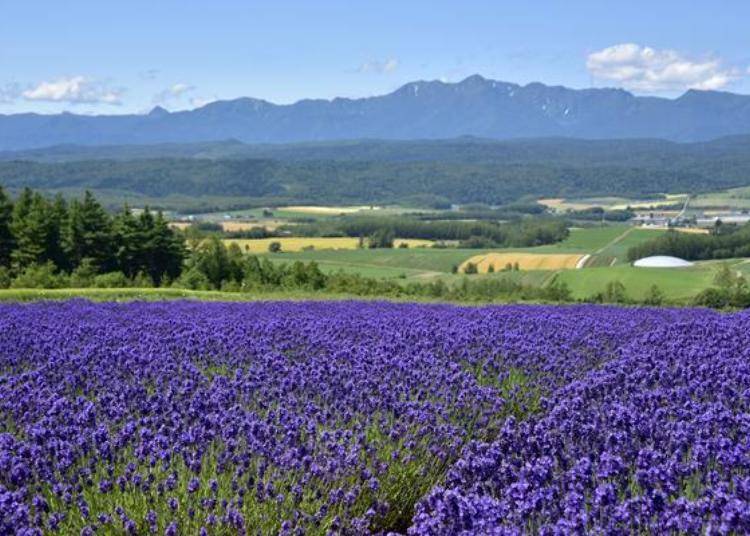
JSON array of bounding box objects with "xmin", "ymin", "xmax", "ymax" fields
[
  {"xmin": 0, "ymin": 76, "xmax": 749, "ymax": 150},
  {"xmin": 148, "ymin": 105, "xmax": 170, "ymax": 117}
]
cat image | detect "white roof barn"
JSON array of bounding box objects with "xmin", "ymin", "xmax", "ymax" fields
[{"xmin": 633, "ymin": 256, "xmax": 694, "ymax": 268}]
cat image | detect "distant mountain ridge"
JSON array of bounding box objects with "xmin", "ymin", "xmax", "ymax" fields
[{"xmin": 2, "ymin": 75, "xmax": 750, "ymax": 150}]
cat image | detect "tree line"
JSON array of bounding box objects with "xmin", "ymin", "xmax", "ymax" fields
[
  {"xmin": 627, "ymin": 224, "xmax": 750, "ymax": 262},
  {"xmin": 0, "ymin": 186, "xmax": 185, "ymax": 287},
  {"xmin": 287, "ymin": 216, "xmax": 570, "ymax": 248}
]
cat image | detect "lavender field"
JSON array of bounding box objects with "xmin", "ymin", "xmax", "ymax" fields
[{"xmin": 1, "ymin": 301, "xmax": 749, "ymax": 534}]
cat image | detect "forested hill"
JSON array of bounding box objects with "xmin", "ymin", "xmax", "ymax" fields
[
  {"xmin": 3, "ymin": 134, "xmax": 750, "ymax": 209},
  {"xmin": 3, "ymin": 135, "xmax": 750, "ymax": 164},
  {"xmin": 2, "ymin": 75, "xmax": 750, "ymax": 150}
]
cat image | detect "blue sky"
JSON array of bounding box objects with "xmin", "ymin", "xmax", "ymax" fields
[{"xmin": 1, "ymin": 0, "xmax": 749, "ymax": 114}]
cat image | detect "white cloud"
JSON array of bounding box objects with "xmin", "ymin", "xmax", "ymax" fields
[
  {"xmin": 586, "ymin": 43, "xmax": 740, "ymax": 92},
  {"xmin": 357, "ymin": 58, "xmax": 399, "ymax": 74},
  {"xmin": 152, "ymin": 83, "xmax": 196, "ymax": 104},
  {"xmin": 22, "ymin": 76, "xmax": 123, "ymax": 104}
]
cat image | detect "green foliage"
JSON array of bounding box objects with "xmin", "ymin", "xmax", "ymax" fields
[
  {"xmin": 0, "ymin": 266, "xmax": 10, "ymax": 289},
  {"xmin": 0, "ymin": 187, "xmax": 186, "ymax": 287},
  {"xmin": 0, "ymin": 186, "xmax": 13, "ymax": 268},
  {"xmin": 65, "ymin": 191, "xmax": 116, "ymax": 271},
  {"xmin": 174, "ymin": 266, "xmax": 212, "ymax": 290},
  {"xmin": 627, "ymin": 224, "xmax": 750, "ymax": 262},
  {"xmin": 368, "ymin": 228, "xmax": 395, "ymax": 249},
  {"xmin": 588, "ymin": 280, "xmax": 630, "ymax": 304},
  {"xmin": 268, "ymin": 240, "xmax": 282, "ymax": 253},
  {"xmin": 10, "ymin": 189, "xmax": 60, "ymax": 270},
  {"xmin": 643, "ymin": 284, "xmax": 666, "ymax": 306},
  {"xmin": 10, "ymin": 262, "xmax": 68, "ymax": 289},
  {"xmin": 714, "ymin": 262, "xmax": 742, "ymax": 289},
  {"xmin": 69, "ymin": 258, "xmax": 98, "ymax": 287},
  {"xmin": 305, "ymin": 215, "xmax": 570, "ymax": 248},
  {"xmin": 693, "ymin": 264, "xmax": 750, "ymax": 308},
  {"xmin": 463, "ymin": 262, "xmax": 478, "ymax": 274},
  {"xmin": 6, "ymin": 136, "xmax": 750, "ymax": 209},
  {"xmin": 92, "ymin": 271, "xmax": 131, "ymax": 288}
]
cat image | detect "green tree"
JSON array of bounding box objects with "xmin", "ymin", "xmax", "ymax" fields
[
  {"xmin": 268, "ymin": 241, "xmax": 282, "ymax": 253},
  {"xmin": 11, "ymin": 191, "xmax": 58, "ymax": 270},
  {"xmin": 48, "ymin": 194, "xmax": 70, "ymax": 271},
  {"xmin": 643, "ymin": 284, "xmax": 665, "ymax": 306},
  {"xmin": 0, "ymin": 186, "xmax": 13, "ymax": 268},
  {"xmin": 602, "ymin": 280, "xmax": 628, "ymax": 304},
  {"xmin": 368, "ymin": 228, "xmax": 395, "ymax": 249},
  {"xmin": 113, "ymin": 206, "xmax": 144, "ymax": 278},
  {"xmin": 140, "ymin": 210, "xmax": 185, "ymax": 285},
  {"xmin": 65, "ymin": 191, "xmax": 115, "ymax": 272},
  {"xmin": 714, "ymin": 262, "xmax": 740, "ymax": 289},
  {"xmin": 191, "ymin": 236, "xmax": 231, "ymax": 289},
  {"xmin": 463, "ymin": 262, "xmax": 478, "ymax": 274}
]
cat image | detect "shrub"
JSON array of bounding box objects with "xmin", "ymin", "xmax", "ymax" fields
[
  {"xmin": 643, "ymin": 284, "xmax": 665, "ymax": 306},
  {"xmin": 93, "ymin": 271, "xmax": 131, "ymax": 288},
  {"xmin": 268, "ymin": 241, "xmax": 282, "ymax": 253},
  {"xmin": 11, "ymin": 262, "xmax": 68, "ymax": 289},
  {"xmin": 0, "ymin": 266, "xmax": 10, "ymax": 289},
  {"xmin": 174, "ymin": 267, "xmax": 212, "ymax": 291},
  {"xmin": 463, "ymin": 262, "xmax": 478, "ymax": 275},
  {"xmin": 69, "ymin": 258, "xmax": 98, "ymax": 288},
  {"xmin": 132, "ymin": 271, "xmax": 154, "ymax": 288}
]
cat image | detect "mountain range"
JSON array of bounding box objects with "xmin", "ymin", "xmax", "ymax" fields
[{"xmin": 2, "ymin": 75, "xmax": 750, "ymax": 150}]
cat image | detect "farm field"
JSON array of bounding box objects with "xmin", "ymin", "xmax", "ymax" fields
[
  {"xmin": 555, "ymin": 263, "xmax": 718, "ymax": 300},
  {"xmin": 2, "ymin": 301, "xmax": 749, "ymax": 534},
  {"xmin": 459, "ymin": 252, "xmax": 584, "ymax": 272},
  {"xmin": 539, "ymin": 194, "xmax": 686, "ymax": 212},
  {"xmin": 223, "ymin": 237, "xmax": 434, "ymax": 253},
  {"xmin": 258, "ymin": 226, "xmax": 631, "ymax": 276},
  {"xmin": 690, "ymin": 186, "xmax": 750, "ymax": 210}
]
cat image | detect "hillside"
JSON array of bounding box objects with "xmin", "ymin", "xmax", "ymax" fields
[
  {"xmin": 2, "ymin": 75, "xmax": 750, "ymax": 150},
  {"xmin": 3, "ymin": 135, "xmax": 750, "ymax": 210}
]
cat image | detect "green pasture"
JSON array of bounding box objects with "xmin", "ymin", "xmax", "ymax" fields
[{"xmin": 555, "ymin": 263, "xmax": 718, "ymax": 300}]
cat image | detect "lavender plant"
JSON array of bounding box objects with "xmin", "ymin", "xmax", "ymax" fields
[{"xmin": 0, "ymin": 301, "xmax": 746, "ymax": 534}]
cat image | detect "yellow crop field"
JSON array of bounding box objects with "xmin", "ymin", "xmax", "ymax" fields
[
  {"xmin": 223, "ymin": 237, "xmax": 433, "ymax": 253},
  {"xmin": 640, "ymin": 226, "xmax": 709, "ymax": 235},
  {"xmin": 459, "ymin": 252, "xmax": 585, "ymax": 273}
]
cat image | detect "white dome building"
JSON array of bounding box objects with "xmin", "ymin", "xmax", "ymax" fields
[{"xmin": 633, "ymin": 255, "xmax": 694, "ymax": 268}]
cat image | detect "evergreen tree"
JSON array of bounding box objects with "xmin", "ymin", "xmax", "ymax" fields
[
  {"xmin": 113, "ymin": 206, "xmax": 144, "ymax": 278},
  {"xmin": 0, "ymin": 187, "xmax": 13, "ymax": 268},
  {"xmin": 11, "ymin": 191, "xmax": 58, "ymax": 270},
  {"xmin": 48, "ymin": 194, "xmax": 70, "ymax": 271},
  {"xmin": 141, "ymin": 210, "xmax": 185, "ymax": 285},
  {"xmin": 65, "ymin": 191, "xmax": 116, "ymax": 272}
]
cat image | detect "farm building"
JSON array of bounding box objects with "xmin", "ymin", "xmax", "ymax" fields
[{"xmin": 633, "ymin": 255, "xmax": 694, "ymax": 268}]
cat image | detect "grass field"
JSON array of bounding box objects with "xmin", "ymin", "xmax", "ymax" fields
[
  {"xmin": 224, "ymin": 237, "xmax": 434, "ymax": 253},
  {"xmin": 260, "ymin": 247, "xmax": 491, "ymax": 274},
  {"xmin": 529, "ymin": 225, "xmax": 629, "ymax": 253},
  {"xmin": 555, "ymin": 263, "xmax": 718, "ymax": 300},
  {"xmin": 690, "ymin": 186, "xmax": 750, "ymax": 210},
  {"xmin": 459, "ymin": 252, "xmax": 585, "ymax": 273}
]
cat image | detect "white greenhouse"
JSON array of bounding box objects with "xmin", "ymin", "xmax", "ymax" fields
[{"xmin": 633, "ymin": 256, "xmax": 694, "ymax": 268}]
